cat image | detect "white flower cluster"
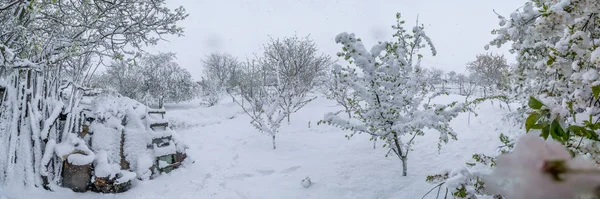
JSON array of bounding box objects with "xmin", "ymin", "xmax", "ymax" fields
[{"xmin": 486, "ymin": 134, "xmax": 600, "ymax": 199}]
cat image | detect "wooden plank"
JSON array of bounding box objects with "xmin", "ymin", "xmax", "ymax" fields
[
  {"xmin": 150, "ymin": 122, "xmax": 168, "ymax": 130},
  {"xmin": 148, "ymin": 111, "xmax": 166, "ymax": 115}
]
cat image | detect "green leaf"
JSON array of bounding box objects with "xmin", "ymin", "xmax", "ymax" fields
[
  {"xmin": 567, "ymin": 101, "xmax": 576, "ymax": 121},
  {"xmin": 541, "ymin": 125, "xmax": 550, "ymax": 139},
  {"xmin": 546, "ymin": 58, "xmax": 554, "ymax": 66},
  {"xmin": 567, "ymin": 101, "xmax": 573, "ymax": 112},
  {"xmin": 531, "ymin": 123, "xmax": 546, "ymax": 130},
  {"xmin": 550, "ymin": 120, "xmax": 567, "ymax": 143},
  {"xmin": 592, "ymin": 85, "xmax": 600, "ymax": 99},
  {"xmin": 586, "ymin": 130, "xmax": 600, "ymax": 141},
  {"xmin": 528, "ymin": 96, "xmax": 544, "ymax": 110},
  {"xmin": 526, "ymin": 112, "xmax": 541, "ymax": 132},
  {"xmin": 567, "ymin": 125, "xmax": 585, "ymax": 136}
]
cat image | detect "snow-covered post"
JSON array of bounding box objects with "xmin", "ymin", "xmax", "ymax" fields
[{"xmin": 320, "ymin": 13, "xmax": 465, "ymax": 176}]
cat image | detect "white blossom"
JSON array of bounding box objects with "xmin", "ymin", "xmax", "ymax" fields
[{"xmin": 486, "ymin": 134, "xmax": 600, "ymax": 199}]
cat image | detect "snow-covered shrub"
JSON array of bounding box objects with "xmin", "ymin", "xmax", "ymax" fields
[{"xmin": 319, "ymin": 13, "xmax": 466, "ymax": 176}]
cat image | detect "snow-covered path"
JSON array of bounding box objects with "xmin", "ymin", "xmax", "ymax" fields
[{"xmin": 0, "ymin": 94, "xmax": 518, "ymax": 199}]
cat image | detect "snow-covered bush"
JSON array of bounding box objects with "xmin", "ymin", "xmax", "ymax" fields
[{"xmin": 320, "ymin": 13, "xmax": 465, "ymax": 176}]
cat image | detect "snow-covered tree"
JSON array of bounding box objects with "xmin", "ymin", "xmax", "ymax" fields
[
  {"xmin": 322, "ymin": 69, "xmax": 354, "ymax": 118},
  {"xmin": 427, "ymin": 67, "xmax": 446, "ymax": 91},
  {"xmin": 259, "ymin": 35, "xmax": 333, "ymax": 123},
  {"xmin": 488, "ymin": 0, "xmax": 600, "ymax": 163},
  {"xmin": 429, "ymin": 0, "xmax": 600, "ymax": 198},
  {"xmin": 139, "ymin": 52, "xmax": 196, "ymax": 106},
  {"xmin": 456, "ymin": 73, "xmax": 468, "ymax": 95},
  {"xmin": 101, "ymin": 60, "xmax": 145, "ymax": 99},
  {"xmin": 199, "ymin": 77, "xmax": 224, "ymax": 107},
  {"xmin": 101, "ymin": 53, "xmax": 196, "ymax": 107},
  {"xmin": 447, "ymin": 71, "xmax": 457, "ymax": 85},
  {"xmin": 201, "ymin": 52, "xmax": 240, "ymax": 91},
  {"xmin": 320, "ymin": 13, "xmax": 465, "ymax": 176},
  {"xmin": 466, "ymin": 53, "xmax": 509, "ymax": 96},
  {"xmin": 0, "ymin": 0, "xmax": 187, "ymax": 188},
  {"xmin": 231, "ymin": 60, "xmax": 287, "ymax": 149}
]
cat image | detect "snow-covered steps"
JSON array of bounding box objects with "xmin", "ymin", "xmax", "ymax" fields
[
  {"xmin": 149, "ymin": 122, "xmax": 169, "ymax": 130},
  {"xmin": 148, "ymin": 108, "xmax": 169, "ymax": 131}
]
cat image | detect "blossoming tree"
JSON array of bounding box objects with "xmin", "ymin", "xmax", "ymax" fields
[
  {"xmin": 320, "ymin": 13, "xmax": 465, "ymax": 176},
  {"xmin": 427, "ymin": 0, "xmax": 600, "ymax": 198}
]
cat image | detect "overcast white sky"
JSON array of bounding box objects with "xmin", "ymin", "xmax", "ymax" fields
[{"xmin": 147, "ymin": 0, "xmax": 527, "ymax": 80}]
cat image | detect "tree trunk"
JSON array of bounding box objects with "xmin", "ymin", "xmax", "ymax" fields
[
  {"xmin": 347, "ymin": 110, "xmax": 351, "ymax": 119},
  {"xmin": 272, "ymin": 135, "xmax": 276, "ymax": 149},
  {"xmin": 468, "ymin": 112, "xmax": 471, "ymax": 125},
  {"xmin": 483, "ymin": 87, "xmax": 487, "ymax": 97},
  {"xmin": 159, "ymin": 97, "xmax": 164, "ymax": 109},
  {"xmin": 373, "ymin": 139, "xmax": 376, "ymax": 149},
  {"xmin": 391, "ymin": 134, "xmax": 408, "ymax": 176},
  {"xmin": 401, "ymin": 156, "xmax": 408, "ymax": 176}
]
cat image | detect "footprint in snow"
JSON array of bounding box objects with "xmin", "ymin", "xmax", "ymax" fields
[
  {"xmin": 281, "ymin": 166, "xmax": 301, "ymax": 174},
  {"xmin": 256, "ymin": 169, "xmax": 275, "ymax": 176},
  {"xmin": 226, "ymin": 173, "xmax": 254, "ymax": 180}
]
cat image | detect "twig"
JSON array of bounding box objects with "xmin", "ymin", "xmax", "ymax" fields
[
  {"xmin": 421, "ymin": 182, "xmax": 445, "ymax": 199},
  {"xmin": 444, "ymin": 188, "xmax": 448, "ymax": 199},
  {"xmin": 576, "ymin": 137, "xmax": 584, "ymax": 149}
]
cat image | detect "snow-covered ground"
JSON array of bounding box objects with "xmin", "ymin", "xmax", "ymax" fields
[{"xmin": 0, "ymin": 94, "xmax": 518, "ymax": 199}]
